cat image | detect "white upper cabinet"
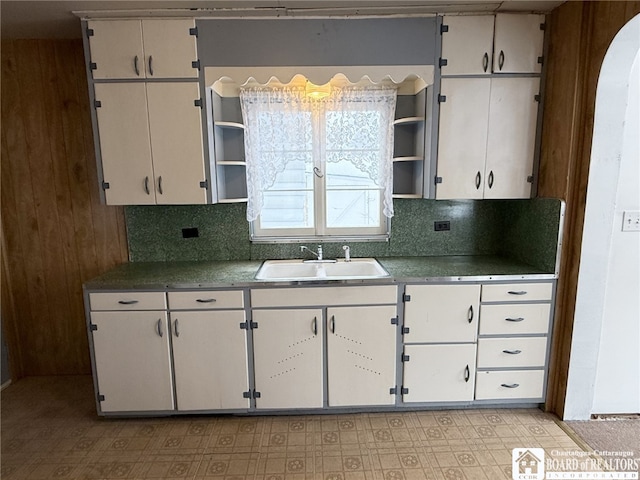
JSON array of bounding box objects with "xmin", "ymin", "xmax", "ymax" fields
[
  {"xmin": 88, "ymin": 19, "xmax": 198, "ymax": 79},
  {"xmin": 441, "ymin": 14, "xmax": 545, "ymax": 75}
]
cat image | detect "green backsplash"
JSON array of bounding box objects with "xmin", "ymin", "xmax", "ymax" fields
[{"xmin": 125, "ymin": 198, "xmax": 563, "ymax": 273}]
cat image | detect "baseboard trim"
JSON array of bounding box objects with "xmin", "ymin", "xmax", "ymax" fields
[{"xmin": 1, "ymin": 379, "xmax": 12, "ymax": 391}]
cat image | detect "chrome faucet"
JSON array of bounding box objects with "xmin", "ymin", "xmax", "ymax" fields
[
  {"xmin": 342, "ymin": 245, "xmax": 351, "ymax": 262},
  {"xmin": 300, "ymin": 245, "xmax": 323, "ymax": 260}
]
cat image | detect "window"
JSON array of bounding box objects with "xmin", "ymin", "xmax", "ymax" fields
[{"xmin": 240, "ymin": 83, "xmax": 397, "ymax": 241}]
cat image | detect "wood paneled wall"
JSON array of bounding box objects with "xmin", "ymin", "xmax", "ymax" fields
[
  {"xmin": 539, "ymin": 2, "xmax": 640, "ymax": 417},
  {"xmin": 1, "ymin": 40, "xmax": 128, "ymax": 377}
]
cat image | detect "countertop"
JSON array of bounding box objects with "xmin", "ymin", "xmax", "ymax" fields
[{"xmin": 83, "ymin": 256, "xmax": 554, "ymax": 290}]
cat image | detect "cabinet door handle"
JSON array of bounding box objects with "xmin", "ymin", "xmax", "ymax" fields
[
  {"xmin": 118, "ymin": 300, "xmax": 138, "ymax": 305},
  {"xmin": 501, "ymin": 383, "xmax": 519, "ymax": 389},
  {"xmin": 503, "ymin": 349, "xmax": 522, "ymax": 355},
  {"xmin": 158, "ymin": 176, "xmax": 163, "ymax": 195},
  {"xmin": 488, "ymin": 170, "xmax": 494, "ymax": 189},
  {"xmin": 467, "ymin": 305, "xmax": 474, "ymax": 323},
  {"xmin": 464, "ymin": 364, "xmax": 470, "ymax": 382},
  {"xmin": 508, "ymin": 290, "xmax": 527, "ymax": 296},
  {"xmin": 330, "ymin": 315, "xmax": 335, "ymax": 333},
  {"xmin": 482, "ymin": 52, "xmax": 489, "ymax": 72},
  {"xmin": 134, "ymin": 55, "xmax": 140, "ymax": 76},
  {"xmin": 156, "ymin": 319, "xmax": 163, "ymax": 337},
  {"xmin": 312, "ymin": 316, "xmax": 317, "ymax": 336},
  {"xmin": 144, "ymin": 176, "xmax": 150, "ymax": 195},
  {"xmin": 498, "ymin": 50, "xmax": 505, "ymax": 71},
  {"xmin": 475, "ymin": 171, "xmax": 482, "ymax": 190},
  {"xmin": 148, "ymin": 55, "xmax": 154, "ymax": 76},
  {"xmin": 174, "ymin": 319, "xmax": 180, "ymax": 337},
  {"xmin": 196, "ymin": 298, "xmax": 216, "ymax": 303},
  {"xmin": 505, "ymin": 317, "xmax": 525, "ymax": 322}
]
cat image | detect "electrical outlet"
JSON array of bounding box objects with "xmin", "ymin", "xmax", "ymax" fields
[
  {"xmin": 434, "ymin": 221, "xmax": 451, "ymax": 231},
  {"xmin": 622, "ymin": 211, "xmax": 640, "ymax": 232}
]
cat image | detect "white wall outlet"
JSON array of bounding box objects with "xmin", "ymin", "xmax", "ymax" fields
[{"xmin": 622, "ymin": 210, "xmax": 640, "ymax": 232}]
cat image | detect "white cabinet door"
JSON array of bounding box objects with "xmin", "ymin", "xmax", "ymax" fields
[
  {"xmin": 326, "ymin": 306, "xmax": 397, "ymax": 407},
  {"xmin": 253, "ymin": 309, "xmax": 323, "ymax": 409},
  {"xmin": 94, "ymin": 83, "xmax": 156, "ymax": 205},
  {"xmin": 484, "ymin": 78, "xmax": 540, "ymax": 199},
  {"xmin": 171, "ymin": 311, "xmax": 249, "ymax": 411},
  {"xmin": 441, "ymin": 15, "xmax": 495, "ymax": 75},
  {"xmin": 90, "ymin": 311, "xmax": 174, "ymax": 412},
  {"xmin": 402, "ymin": 344, "xmax": 476, "ymax": 402},
  {"xmin": 146, "ymin": 83, "xmax": 207, "ymax": 204},
  {"xmin": 88, "ymin": 19, "xmax": 197, "ymax": 79},
  {"xmin": 493, "ymin": 14, "xmax": 545, "ymax": 74},
  {"xmin": 436, "ymin": 78, "xmax": 491, "ymax": 200},
  {"xmin": 404, "ymin": 285, "xmax": 480, "ymax": 343}
]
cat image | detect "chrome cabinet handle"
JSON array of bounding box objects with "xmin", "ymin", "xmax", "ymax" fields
[
  {"xmin": 508, "ymin": 290, "xmax": 527, "ymax": 296},
  {"xmin": 330, "ymin": 315, "xmax": 335, "ymax": 333},
  {"xmin": 488, "ymin": 170, "xmax": 494, "ymax": 189},
  {"xmin": 148, "ymin": 55, "xmax": 154, "ymax": 76},
  {"xmin": 475, "ymin": 171, "xmax": 481, "ymax": 190},
  {"xmin": 312, "ymin": 316, "xmax": 317, "ymax": 335},
  {"xmin": 144, "ymin": 176, "xmax": 150, "ymax": 195},
  {"xmin": 313, "ymin": 166, "xmax": 324, "ymax": 178},
  {"xmin": 134, "ymin": 55, "xmax": 140, "ymax": 76},
  {"xmin": 498, "ymin": 50, "xmax": 505, "ymax": 70},
  {"xmin": 174, "ymin": 319, "xmax": 180, "ymax": 337},
  {"xmin": 482, "ymin": 52, "xmax": 489, "ymax": 72},
  {"xmin": 501, "ymin": 383, "xmax": 519, "ymax": 389},
  {"xmin": 464, "ymin": 365, "xmax": 470, "ymax": 382},
  {"xmin": 118, "ymin": 300, "xmax": 138, "ymax": 305},
  {"xmin": 196, "ymin": 298, "xmax": 216, "ymax": 303},
  {"xmin": 156, "ymin": 319, "xmax": 163, "ymax": 337},
  {"xmin": 503, "ymin": 349, "xmax": 522, "ymax": 355},
  {"xmin": 158, "ymin": 176, "xmax": 163, "ymax": 195},
  {"xmin": 467, "ymin": 305, "xmax": 474, "ymax": 324},
  {"xmin": 506, "ymin": 317, "xmax": 525, "ymax": 322}
]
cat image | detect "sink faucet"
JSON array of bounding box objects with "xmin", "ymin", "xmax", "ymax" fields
[
  {"xmin": 300, "ymin": 245, "xmax": 323, "ymax": 260},
  {"xmin": 342, "ymin": 245, "xmax": 351, "ymax": 262}
]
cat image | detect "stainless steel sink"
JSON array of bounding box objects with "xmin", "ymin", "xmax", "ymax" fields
[{"xmin": 255, "ymin": 258, "xmax": 390, "ymax": 281}]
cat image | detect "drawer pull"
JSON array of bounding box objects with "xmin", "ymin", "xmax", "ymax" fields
[
  {"xmin": 503, "ymin": 349, "xmax": 522, "ymax": 355},
  {"xmin": 464, "ymin": 364, "xmax": 470, "ymax": 382},
  {"xmin": 467, "ymin": 305, "xmax": 474, "ymax": 324},
  {"xmin": 174, "ymin": 319, "xmax": 180, "ymax": 337},
  {"xmin": 118, "ymin": 300, "xmax": 139, "ymax": 305},
  {"xmin": 501, "ymin": 383, "xmax": 520, "ymax": 389},
  {"xmin": 196, "ymin": 298, "xmax": 216, "ymax": 303},
  {"xmin": 312, "ymin": 316, "xmax": 317, "ymax": 335},
  {"xmin": 507, "ymin": 290, "xmax": 527, "ymax": 296},
  {"xmin": 156, "ymin": 319, "xmax": 163, "ymax": 337},
  {"xmin": 505, "ymin": 317, "xmax": 525, "ymax": 322},
  {"xmin": 134, "ymin": 55, "xmax": 140, "ymax": 76}
]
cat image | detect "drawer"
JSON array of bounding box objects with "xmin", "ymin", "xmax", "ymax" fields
[
  {"xmin": 168, "ymin": 290, "xmax": 244, "ymax": 310},
  {"xmin": 475, "ymin": 370, "xmax": 545, "ymax": 400},
  {"xmin": 479, "ymin": 304, "xmax": 551, "ymax": 335},
  {"xmin": 477, "ymin": 337, "xmax": 548, "ymax": 368},
  {"xmin": 481, "ymin": 283, "xmax": 553, "ymax": 302},
  {"xmin": 251, "ymin": 285, "xmax": 397, "ymax": 308},
  {"xmin": 89, "ymin": 292, "xmax": 166, "ymax": 311}
]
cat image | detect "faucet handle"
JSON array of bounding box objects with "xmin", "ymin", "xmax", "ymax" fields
[{"xmin": 342, "ymin": 245, "xmax": 351, "ymax": 262}]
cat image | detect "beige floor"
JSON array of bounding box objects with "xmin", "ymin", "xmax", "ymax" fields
[{"xmin": 1, "ymin": 376, "xmax": 589, "ymax": 480}]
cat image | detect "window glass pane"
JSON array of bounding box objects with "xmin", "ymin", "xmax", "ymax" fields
[
  {"xmin": 326, "ymin": 189, "xmax": 381, "ymax": 228},
  {"xmin": 326, "ymin": 157, "xmax": 378, "ymax": 189},
  {"xmin": 260, "ymin": 190, "xmax": 314, "ymax": 229}
]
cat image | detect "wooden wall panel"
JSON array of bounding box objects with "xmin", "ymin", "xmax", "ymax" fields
[
  {"xmin": 1, "ymin": 39, "xmax": 128, "ymax": 377},
  {"xmin": 539, "ymin": 2, "xmax": 640, "ymax": 417}
]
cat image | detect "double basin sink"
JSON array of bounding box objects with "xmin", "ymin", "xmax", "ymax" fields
[{"xmin": 255, "ymin": 258, "xmax": 390, "ymax": 281}]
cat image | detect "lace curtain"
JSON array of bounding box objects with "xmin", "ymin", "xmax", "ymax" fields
[{"xmin": 239, "ymin": 84, "xmax": 397, "ymax": 222}]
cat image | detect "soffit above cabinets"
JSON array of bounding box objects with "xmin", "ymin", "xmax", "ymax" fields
[{"xmin": 2, "ymin": 0, "xmax": 564, "ymax": 39}]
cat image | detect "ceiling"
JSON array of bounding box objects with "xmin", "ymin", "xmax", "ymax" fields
[{"xmin": 1, "ymin": 0, "xmax": 564, "ymax": 39}]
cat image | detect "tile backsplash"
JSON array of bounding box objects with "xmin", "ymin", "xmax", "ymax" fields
[{"xmin": 125, "ymin": 198, "xmax": 562, "ymax": 273}]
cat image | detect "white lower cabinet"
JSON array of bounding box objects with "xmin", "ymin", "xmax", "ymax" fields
[
  {"xmin": 402, "ymin": 344, "xmax": 476, "ymax": 403},
  {"xmin": 327, "ymin": 306, "xmax": 397, "ymax": 407},
  {"xmin": 90, "ymin": 311, "xmax": 174, "ymax": 413},
  {"xmin": 252, "ymin": 309, "xmax": 324, "ymax": 409},
  {"xmin": 475, "ymin": 370, "xmax": 545, "ymax": 400},
  {"xmin": 171, "ymin": 310, "xmax": 249, "ymax": 411}
]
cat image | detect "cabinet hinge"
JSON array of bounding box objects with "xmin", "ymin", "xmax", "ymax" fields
[
  {"xmin": 527, "ymin": 175, "xmax": 534, "ymax": 183},
  {"xmin": 402, "ymin": 326, "xmax": 410, "ymax": 335},
  {"xmin": 243, "ymin": 391, "xmax": 251, "ymax": 399},
  {"xmin": 97, "ymin": 394, "xmax": 105, "ymax": 402},
  {"xmin": 401, "ymin": 387, "xmax": 409, "ymax": 395},
  {"xmin": 402, "ymin": 293, "xmax": 411, "ymax": 302},
  {"xmin": 101, "ymin": 181, "xmax": 110, "ymax": 190},
  {"xmin": 89, "ymin": 62, "xmax": 97, "ymax": 71},
  {"xmin": 199, "ymin": 179, "xmax": 208, "ymax": 189},
  {"xmin": 438, "ymin": 94, "xmax": 447, "ymax": 103},
  {"xmin": 390, "ymin": 386, "xmax": 398, "ymax": 395},
  {"xmin": 189, "ymin": 26, "xmax": 198, "ymax": 37},
  {"xmin": 439, "ymin": 58, "xmax": 448, "ymax": 68},
  {"xmin": 390, "ymin": 317, "xmax": 399, "ymax": 325},
  {"xmin": 240, "ymin": 322, "xmax": 248, "ymax": 330},
  {"xmin": 253, "ymin": 390, "xmax": 261, "ymax": 399},
  {"xmin": 250, "ymin": 321, "xmax": 258, "ymax": 329},
  {"xmin": 194, "ymin": 99, "xmax": 203, "ymax": 108},
  {"xmin": 435, "ymin": 176, "xmax": 443, "ymax": 185},
  {"xmin": 94, "ymin": 99, "xmax": 102, "ymax": 108},
  {"xmin": 540, "ymin": 22, "xmax": 546, "ymax": 31},
  {"xmin": 86, "ymin": 27, "xmax": 94, "ymax": 37},
  {"xmin": 440, "ymin": 24, "xmax": 449, "ymax": 34},
  {"xmin": 401, "ymin": 354, "xmax": 410, "ymax": 362},
  {"xmin": 89, "ymin": 323, "xmax": 98, "ymax": 331},
  {"xmin": 537, "ymin": 56, "xmax": 544, "ymax": 65},
  {"xmin": 534, "ymin": 94, "xmax": 541, "ymax": 103},
  {"xmin": 192, "ymin": 59, "xmax": 201, "ymax": 70}
]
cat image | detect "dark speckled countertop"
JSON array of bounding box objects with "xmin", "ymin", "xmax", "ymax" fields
[{"xmin": 84, "ymin": 256, "xmax": 554, "ymax": 290}]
